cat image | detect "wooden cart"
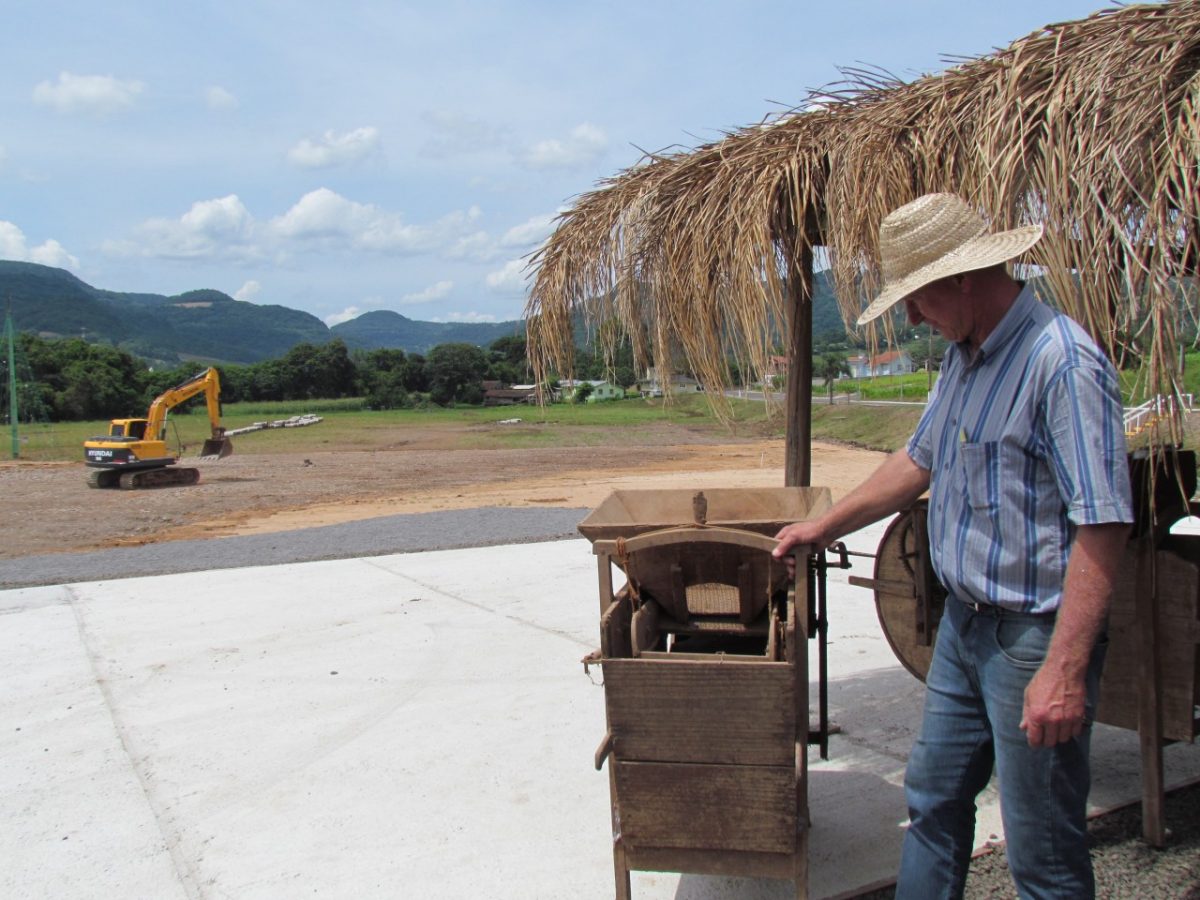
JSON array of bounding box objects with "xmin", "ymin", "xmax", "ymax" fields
[{"xmin": 579, "ymin": 487, "xmax": 832, "ymax": 900}]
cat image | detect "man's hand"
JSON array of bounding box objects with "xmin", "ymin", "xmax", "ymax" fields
[
  {"xmin": 773, "ymin": 521, "xmax": 824, "ymax": 579},
  {"xmin": 1020, "ymin": 666, "xmax": 1087, "ymax": 747}
]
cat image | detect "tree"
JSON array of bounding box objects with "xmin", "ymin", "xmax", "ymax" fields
[
  {"xmin": 573, "ymin": 382, "xmax": 594, "ymax": 404},
  {"xmin": 357, "ymin": 348, "xmax": 411, "ymax": 409},
  {"xmin": 818, "ymin": 352, "xmax": 851, "ymax": 402},
  {"xmin": 426, "ymin": 342, "xmax": 489, "ymax": 406}
]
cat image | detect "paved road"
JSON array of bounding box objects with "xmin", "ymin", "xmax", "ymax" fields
[{"xmin": 0, "ymin": 506, "xmax": 591, "ymax": 589}]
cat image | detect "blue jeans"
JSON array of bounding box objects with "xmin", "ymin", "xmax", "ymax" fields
[{"xmin": 895, "ymin": 596, "xmax": 1106, "ymax": 900}]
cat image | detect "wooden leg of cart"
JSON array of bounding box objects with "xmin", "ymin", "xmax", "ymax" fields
[
  {"xmin": 1134, "ymin": 536, "xmax": 1167, "ymax": 847},
  {"xmin": 611, "ymin": 778, "xmax": 632, "ymax": 900},
  {"xmin": 790, "ymin": 565, "xmax": 811, "ymax": 900}
]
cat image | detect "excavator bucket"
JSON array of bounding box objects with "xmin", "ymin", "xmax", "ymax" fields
[{"xmin": 199, "ymin": 435, "xmax": 234, "ymax": 461}]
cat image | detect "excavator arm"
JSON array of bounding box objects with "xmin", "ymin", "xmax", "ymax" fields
[{"xmin": 146, "ymin": 368, "xmax": 223, "ymax": 438}]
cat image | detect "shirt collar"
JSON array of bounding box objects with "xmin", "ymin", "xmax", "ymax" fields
[{"xmin": 957, "ymin": 281, "xmax": 1035, "ymax": 368}]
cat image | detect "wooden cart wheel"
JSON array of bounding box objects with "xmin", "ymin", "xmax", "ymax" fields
[{"xmin": 873, "ymin": 502, "xmax": 943, "ymax": 682}]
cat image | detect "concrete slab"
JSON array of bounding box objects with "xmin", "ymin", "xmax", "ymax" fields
[{"xmin": 1, "ymin": 525, "xmax": 1197, "ymax": 899}]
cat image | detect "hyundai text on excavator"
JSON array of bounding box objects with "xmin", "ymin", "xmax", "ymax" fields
[{"xmin": 84, "ymin": 367, "xmax": 233, "ymax": 489}]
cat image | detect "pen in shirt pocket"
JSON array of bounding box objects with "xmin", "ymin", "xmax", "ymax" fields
[{"xmin": 960, "ymin": 426, "xmax": 968, "ymax": 443}]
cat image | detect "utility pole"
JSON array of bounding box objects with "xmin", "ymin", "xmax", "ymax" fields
[{"xmin": 4, "ymin": 304, "xmax": 18, "ymax": 459}]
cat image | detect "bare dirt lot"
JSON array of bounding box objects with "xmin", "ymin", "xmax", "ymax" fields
[{"xmin": 0, "ymin": 420, "xmax": 884, "ymax": 559}]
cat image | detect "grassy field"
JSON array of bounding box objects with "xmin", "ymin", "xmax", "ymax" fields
[
  {"xmin": 9, "ymin": 385, "xmax": 1192, "ymax": 464},
  {"xmin": 7, "ymin": 394, "xmax": 785, "ymax": 463}
]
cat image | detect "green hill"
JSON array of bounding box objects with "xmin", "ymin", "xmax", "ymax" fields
[
  {"xmin": 0, "ymin": 261, "xmax": 523, "ymax": 363},
  {"xmin": 0, "ymin": 260, "xmax": 329, "ymax": 365},
  {"xmin": 0, "ymin": 260, "xmax": 852, "ymax": 365},
  {"xmin": 329, "ymin": 309, "xmax": 523, "ymax": 354}
]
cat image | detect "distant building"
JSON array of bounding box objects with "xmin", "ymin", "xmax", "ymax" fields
[
  {"xmin": 483, "ymin": 387, "xmax": 537, "ymax": 406},
  {"xmin": 845, "ymin": 350, "xmax": 914, "ymax": 378},
  {"xmin": 638, "ymin": 367, "xmax": 703, "ymax": 398},
  {"xmin": 560, "ymin": 379, "xmax": 623, "ymax": 402},
  {"xmin": 585, "ymin": 382, "xmax": 625, "ymax": 403},
  {"xmin": 483, "ymin": 381, "xmax": 560, "ymax": 405}
]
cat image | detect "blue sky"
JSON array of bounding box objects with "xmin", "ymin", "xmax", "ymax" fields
[{"xmin": 1, "ymin": 0, "xmax": 1127, "ymax": 328}]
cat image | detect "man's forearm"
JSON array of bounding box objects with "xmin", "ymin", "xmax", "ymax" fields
[
  {"xmin": 1046, "ymin": 523, "xmax": 1129, "ymax": 677},
  {"xmin": 1021, "ymin": 521, "xmax": 1129, "ymax": 746},
  {"xmin": 816, "ymin": 449, "xmax": 931, "ymax": 544}
]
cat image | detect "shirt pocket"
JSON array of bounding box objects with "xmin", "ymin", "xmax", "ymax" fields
[{"xmin": 959, "ymin": 441, "xmax": 1001, "ymax": 512}]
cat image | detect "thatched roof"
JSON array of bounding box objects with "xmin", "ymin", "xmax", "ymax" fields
[{"xmin": 525, "ymin": 0, "xmax": 1200, "ymax": 441}]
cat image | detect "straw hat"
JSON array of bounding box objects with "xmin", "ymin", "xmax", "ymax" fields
[{"xmin": 856, "ymin": 193, "xmax": 1044, "ymax": 326}]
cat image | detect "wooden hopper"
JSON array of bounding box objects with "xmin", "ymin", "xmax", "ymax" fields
[{"xmin": 580, "ymin": 486, "xmax": 832, "ymax": 899}]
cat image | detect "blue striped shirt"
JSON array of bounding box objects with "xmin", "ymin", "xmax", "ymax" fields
[{"xmin": 907, "ymin": 284, "xmax": 1133, "ymax": 613}]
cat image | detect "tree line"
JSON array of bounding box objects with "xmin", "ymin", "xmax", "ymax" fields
[{"xmin": 8, "ymin": 331, "xmax": 641, "ymax": 423}]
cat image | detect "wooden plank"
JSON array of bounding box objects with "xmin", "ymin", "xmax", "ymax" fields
[
  {"xmin": 1099, "ymin": 544, "xmax": 1200, "ymax": 740},
  {"xmin": 597, "ymin": 553, "xmax": 615, "ymax": 616},
  {"xmin": 615, "ymin": 761, "xmax": 796, "ymax": 853},
  {"xmin": 602, "ymin": 659, "xmax": 794, "ymax": 766},
  {"xmin": 1135, "ymin": 536, "xmax": 1166, "ymax": 847},
  {"xmin": 630, "ymin": 598, "xmax": 662, "ymax": 656},
  {"xmin": 601, "ymin": 592, "xmax": 632, "ymax": 661},
  {"xmin": 623, "ymin": 846, "xmax": 796, "ymax": 881},
  {"xmin": 633, "ymin": 650, "xmax": 768, "ymax": 664}
]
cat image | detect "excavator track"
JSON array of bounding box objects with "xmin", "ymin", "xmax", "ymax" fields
[
  {"xmin": 86, "ymin": 468, "xmax": 121, "ymax": 489},
  {"xmin": 118, "ymin": 467, "xmax": 201, "ymax": 489}
]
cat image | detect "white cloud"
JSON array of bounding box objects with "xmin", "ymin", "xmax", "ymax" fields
[
  {"xmin": 271, "ymin": 188, "xmax": 480, "ymax": 255},
  {"xmin": 124, "ymin": 194, "xmax": 260, "ymax": 261},
  {"xmin": 29, "ymin": 239, "xmax": 79, "ymax": 269},
  {"xmin": 111, "ymin": 189, "xmax": 484, "ymax": 264},
  {"xmin": 0, "ymin": 221, "xmax": 79, "ymax": 270},
  {"xmin": 421, "ymin": 110, "xmax": 509, "ymax": 157},
  {"xmin": 182, "ymin": 195, "xmax": 253, "ymax": 236},
  {"xmin": 485, "ymin": 258, "xmax": 532, "ymax": 293},
  {"xmin": 500, "ymin": 213, "xmax": 557, "ymax": 248},
  {"xmin": 205, "ymin": 86, "xmax": 239, "ymax": 110},
  {"xmin": 287, "ymin": 126, "xmax": 380, "ymax": 169},
  {"xmin": 271, "ymin": 188, "xmax": 424, "ymax": 250},
  {"xmin": 522, "ymin": 123, "xmax": 607, "ymax": 170},
  {"xmin": 32, "ymin": 72, "xmax": 143, "ymax": 116},
  {"xmin": 324, "ymin": 306, "xmax": 361, "ymax": 327},
  {"xmin": 234, "ymin": 280, "xmax": 261, "ymax": 302},
  {"xmin": 401, "ymin": 280, "xmax": 454, "ymax": 304},
  {"xmin": 434, "ymin": 311, "xmax": 498, "ymax": 324},
  {"xmin": 446, "ymin": 230, "xmax": 500, "ymax": 262}
]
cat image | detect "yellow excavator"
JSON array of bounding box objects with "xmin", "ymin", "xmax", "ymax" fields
[{"xmin": 84, "ymin": 367, "xmax": 233, "ymax": 489}]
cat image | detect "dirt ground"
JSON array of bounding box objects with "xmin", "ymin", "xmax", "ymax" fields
[{"xmin": 0, "ymin": 420, "xmax": 885, "ymax": 559}]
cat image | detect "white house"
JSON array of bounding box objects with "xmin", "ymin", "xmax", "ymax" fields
[
  {"xmin": 638, "ymin": 367, "xmax": 703, "ymax": 397},
  {"xmin": 846, "ymin": 350, "xmax": 914, "ymax": 378},
  {"xmin": 585, "ymin": 382, "xmax": 625, "ymax": 403},
  {"xmin": 561, "ymin": 379, "xmax": 624, "ymax": 402}
]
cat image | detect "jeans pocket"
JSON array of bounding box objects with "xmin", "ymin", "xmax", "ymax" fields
[{"xmin": 993, "ymin": 616, "xmax": 1051, "ymax": 670}]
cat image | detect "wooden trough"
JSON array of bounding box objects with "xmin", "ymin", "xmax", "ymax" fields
[{"xmin": 579, "ymin": 486, "xmax": 832, "ymax": 900}]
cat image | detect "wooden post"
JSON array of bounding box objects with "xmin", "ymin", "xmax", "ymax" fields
[
  {"xmin": 1134, "ymin": 535, "xmax": 1166, "ymax": 846},
  {"xmin": 785, "ymin": 244, "xmax": 814, "ymax": 488}
]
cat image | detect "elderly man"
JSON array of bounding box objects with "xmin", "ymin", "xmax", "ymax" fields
[{"xmin": 774, "ymin": 193, "xmax": 1132, "ymax": 898}]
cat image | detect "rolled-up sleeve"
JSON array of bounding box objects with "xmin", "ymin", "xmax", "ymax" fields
[{"xmin": 1039, "ymin": 362, "xmax": 1133, "ymax": 526}]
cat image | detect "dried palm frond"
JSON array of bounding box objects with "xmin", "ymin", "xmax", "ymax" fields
[{"xmin": 526, "ymin": 0, "xmax": 1200, "ymax": 446}]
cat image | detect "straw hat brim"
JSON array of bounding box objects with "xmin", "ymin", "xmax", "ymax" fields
[{"xmin": 856, "ymin": 223, "xmax": 1044, "ymax": 326}]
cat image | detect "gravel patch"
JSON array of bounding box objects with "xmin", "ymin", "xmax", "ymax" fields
[
  {"xmin": 852, "ymin": 778, "xmax": 1200, "ymax": 898},
  {"xmin": 0, "ymin": 506, "xmax": 591, "ymax": 588}
]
